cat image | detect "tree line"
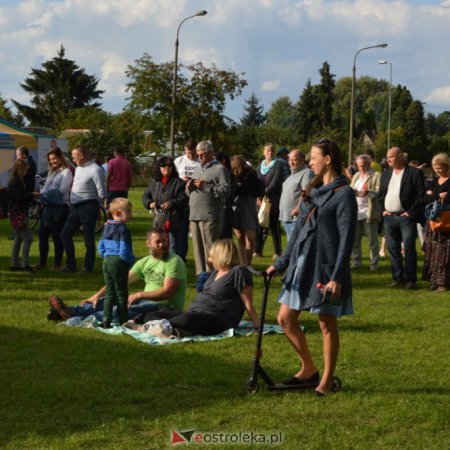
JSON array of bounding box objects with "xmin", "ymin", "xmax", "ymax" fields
[{"xmin": 1, "ymin": 46, "xmax": 449, "ymax": 164}]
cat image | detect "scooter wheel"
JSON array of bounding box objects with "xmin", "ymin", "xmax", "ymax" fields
[
  {"xmin": 331, "ymin": 377, "xmax": 342, "ymax": 392},
  {"xmin": 245, "ymin": 381, "xmax": 259, "ymax": 394}
]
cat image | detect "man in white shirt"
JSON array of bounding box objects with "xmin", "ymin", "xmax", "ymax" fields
[
  {"xmin": 378, "ymin": 147, "xmax": 425, "ymax": 289},
  {"xmin": 174, "ymin": 139, "xmax": 201, "ymax": 260},
  {"xmin": 60, "ymin": 145, "xmax": 106, "ymax": 273}
]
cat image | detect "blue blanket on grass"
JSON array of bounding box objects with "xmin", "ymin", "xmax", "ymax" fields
[{"xmin": 60, "ymin": 317, "xmax": 286, "ymax": 345}]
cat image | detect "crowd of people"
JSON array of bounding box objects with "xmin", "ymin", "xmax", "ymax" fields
[{"xmin": 5, "ymin": 137, "xmax": 450, "ymax": 396}]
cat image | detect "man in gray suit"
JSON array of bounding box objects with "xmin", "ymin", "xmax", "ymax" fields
[
  {"xmin": 187, "ymin": 141, "xmax": 230, "ymax": 275},
  {"xmin": 279, "ymin": 150, "xmax": 313, "ymax": 242}
]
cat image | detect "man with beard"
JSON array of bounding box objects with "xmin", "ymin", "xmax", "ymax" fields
[{"xmin": 47, "ymin": 229, "xmax": 187, "ymax": 322}]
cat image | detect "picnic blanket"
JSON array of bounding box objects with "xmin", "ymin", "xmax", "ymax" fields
[{"xmin": 60, "ymin": 316, "xmax": 286, "ymax": 345}]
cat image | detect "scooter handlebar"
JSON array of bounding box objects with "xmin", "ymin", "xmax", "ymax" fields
[{"xmin": 247, "ymin": 267, "xmax": 269, "ymax": 277}]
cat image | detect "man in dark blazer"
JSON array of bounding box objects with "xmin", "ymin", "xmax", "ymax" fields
[{"xmin": 378, "ymin": 147, "xmax": 425, "ymax": 289}]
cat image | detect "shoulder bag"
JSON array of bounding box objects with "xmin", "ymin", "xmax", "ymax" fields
[{"xmin": 258, "ymin": 196, "xmax": 271, "ymax": 228}]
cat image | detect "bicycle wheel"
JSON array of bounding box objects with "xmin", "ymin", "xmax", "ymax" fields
[
  {"xmin": 27, "ymin": 201, "xmax": 41, "ymax": 230},
  {"xmin": 95, "ymin": 206, "xmax": 107, "ymax": 234},
  {"xmin": 79, "ymin": 205, "xmax": 107, "ymax": 234}
]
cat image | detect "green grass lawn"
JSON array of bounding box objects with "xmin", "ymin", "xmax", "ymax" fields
[{"xmin": 0, "ymin": 188, "xmax": 448, "ymax": 449}]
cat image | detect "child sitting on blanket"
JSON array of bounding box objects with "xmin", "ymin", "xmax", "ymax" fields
[
  {"xmin": 125, "ymin": 239, "xmax": 259, "ymax": 338},
  {"xmin": 98, "ymin": 198, "xmax": 135, "ymax": 328}
]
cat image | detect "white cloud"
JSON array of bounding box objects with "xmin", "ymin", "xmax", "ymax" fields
[
  {"xmin": 261, "ymin": 80, "xmax": 280, "ymax": 92},
  {"xmin": 181, "ymin": 47, "xmax": 221, "ymax": 66},
  {"xmin": 34, "ymin": 40, "xmax": 63, "ymax": 59},
  {"xmin": 98, "ymin": 53, "xmax": 129, "ymax": 95},
  {"xmin": 424, "ymin": 86, "xmax": 450, "ymax": 105},
  {"xmin": 1, "ymin": 0, "xmax": 450, "ymax": 118},
  {"xmin": 100, "ymin": 53, "xmax": 128, "ymax": 81}
]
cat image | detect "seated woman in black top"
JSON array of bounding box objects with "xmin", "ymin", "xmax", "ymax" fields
[{"xmin": 130, "ymin": 239, "xmax": 259, "ymax": 337}]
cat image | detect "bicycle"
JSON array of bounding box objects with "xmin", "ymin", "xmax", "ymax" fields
[{"xmin": 27, "ymin": 200, "xmax": 107, "ymax": 234}]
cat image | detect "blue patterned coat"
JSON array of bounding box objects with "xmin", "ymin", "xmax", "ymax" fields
[{"xmin": 274, "ymin": 174, "xmax": 357, "ymax": 308}]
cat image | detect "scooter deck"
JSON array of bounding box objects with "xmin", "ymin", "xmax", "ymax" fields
[{"xmin": 267, "ymin": 383, "xmax": 318, "ymax": 391}]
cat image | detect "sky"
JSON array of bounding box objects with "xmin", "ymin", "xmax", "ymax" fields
[{"xmin": 0, "ymin": 0, "xmax": 449, "ymax": 124}]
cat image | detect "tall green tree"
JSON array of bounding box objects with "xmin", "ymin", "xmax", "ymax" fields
[
  {"xmin": 240, "ymin": 93, "xmax": 266, "ymax": 127},
  {"xmin": 61, "ymin": 108, "xmax": 148, "ymax": 159},
  {"xmin": 317, "ymin": 61, "xmax": 335, "ymax": 129},
  {"xmin": 125, "ymin": 54, "xmax": 247, "ymax": 149},
  {"xmin": 435, "ymin": 111, "xmax": 450, "ymax": 136},
  {"xmin": 60, "ymin": 107, "xmax": 112, "ymax": 132},
  {"xmin": 0, "ymin": 95, "xmax": 15, "ymax": 122},
  {"xmin": 404, "ymin": 100, "xmax": 428, "ymax": 159},
  {"xmin": 296, "ymin": 79, "xmax": 319, "ymax": 142},
  {"xmin": 266, "ymin": 96, "xmax": 297, "ymax": 129},
  {"xmin": 12, "ymin": 46, "xmax": 103, "ymax": 130},
  {"xmin": 390, "ymin": 85, "xmax": 413, "ymax": 130}
]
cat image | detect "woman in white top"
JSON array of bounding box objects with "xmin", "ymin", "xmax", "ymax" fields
[
  {"xmin": 350, "ymin": 154, "xmax": 381, "ymax": 271},
  {"xmin": 34, "ymin": 148, "xmax": 73, "ymax": 270}
]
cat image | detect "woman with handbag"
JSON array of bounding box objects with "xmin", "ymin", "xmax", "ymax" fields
[
  {"xmin": 8, "ymin": 159, "xmax": 40, "ymax": 272},
  {"xmin": 254, "ymin": 143, "xmax": 285, "ymax": 259},
  {"xmin": 266, "ymin": 138, "xmax": 357, "ymax": 396},
  {"xmin": 34, "ymin": 148, "xmax": 73, "ymax": 270},
  {"xmin": 422, "ymin": 152, "xmax": 450, "ymax": 292},
  {"xmin": 142, "ymin": 156, "xmax": 188, "ymax": 257},
  {"xmin": 230, "ymin": 155, "xmax": 262, "ymax": 267}
]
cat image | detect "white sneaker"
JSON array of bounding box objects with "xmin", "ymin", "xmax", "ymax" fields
[{"xmin": 143, "ymin": 319, "xmax": 173, "ymax": 338}]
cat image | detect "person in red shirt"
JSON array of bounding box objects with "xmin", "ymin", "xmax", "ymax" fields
[{"xmin": 106, "ymin": 146, "xmax": 133, "ymax": 204}]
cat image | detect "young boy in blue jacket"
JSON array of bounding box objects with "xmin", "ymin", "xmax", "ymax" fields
[{"xmin": 98, "ymin": 197, "xmax": 134, "ymax": 327}]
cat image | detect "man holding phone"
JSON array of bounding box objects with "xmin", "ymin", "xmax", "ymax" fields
[{"xmin": 174, "ymin": 139, "xmax": 200, "ymax": 260}]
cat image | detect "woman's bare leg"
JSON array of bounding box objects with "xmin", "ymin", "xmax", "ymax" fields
[
  {"xmin": 316, "ymin": 314, "xmax": 339, "ymax": 394},
  {"xmin": 277, "ymin": 304, "xmax": 317, "ymax": 378},
  {"xmin": 244, "ymin": 230, "xmax": 256, "ymax": 266},
  {"xmin": 233, "ymin": 229, "xmax": 246, "ymax": 265}
]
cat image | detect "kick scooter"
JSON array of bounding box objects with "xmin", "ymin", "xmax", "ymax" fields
[{"xmin": 245, "ymin": 270, "xmax": 342, "ymax": 394}]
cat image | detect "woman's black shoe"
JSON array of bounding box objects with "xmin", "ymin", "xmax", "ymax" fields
[{"xmin": 282, "ymin": 372, "xmax": 320, "ymax": 386}]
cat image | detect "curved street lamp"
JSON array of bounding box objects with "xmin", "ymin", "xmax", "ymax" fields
[
  {"xmin": 170, "ymin": 10, "xmax": 208, "ymax": 158},
  {"xmin": 379, "ymin": 60, "xmax": 393, "ymax": 152},
  {"xmin": 348, "ymin": 43, "xmax": 388, "ymax": 166}
]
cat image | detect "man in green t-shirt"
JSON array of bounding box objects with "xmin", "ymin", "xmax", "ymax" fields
[
  {"xmin": 48, "ymin": 229, "xmax": 186, "ymax": 322},
  {"xmin": 128, "ymin": 236, "xmax": 186, "ymax": 311}
]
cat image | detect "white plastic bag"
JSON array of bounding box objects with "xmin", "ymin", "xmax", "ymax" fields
[{"xmin": 258, "ymin": 196, "xmax": 271, "ymax": 228}]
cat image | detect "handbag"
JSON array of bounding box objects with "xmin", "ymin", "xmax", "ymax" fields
[
  {"xmin": 429, "ymin": 210, "xmax": 450, "ymax": 233},
  {"xmin": 258, "ymin": 196, "xmax": 271, "ymax": 228},
  {"xmin": 153, "ymin": 210, "xmax": 181, "ymax": 233},
  {"xmin": 425, "ymin": 200, "xmax": 441, "ymax": 221},
  {"xmin": 9, "ymin": 210, "xmax": 28, "ymax": 230}
]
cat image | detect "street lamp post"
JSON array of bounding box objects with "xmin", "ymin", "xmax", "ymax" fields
[
  {"xmin": 170, "ymin": 10, "xmax": 207, "ymax": 159},
  {"xmin": 379, "ymin": 60, "xmax": 393, "ymax": 152},
  {"xmin": 348, "ymin": 43, "xmax": 388, "ymax": 167}
]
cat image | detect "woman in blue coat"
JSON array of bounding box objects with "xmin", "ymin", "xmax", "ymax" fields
[{"xmin": 267, "ymin": 138, "xmax": 357, "ymax": 396}]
